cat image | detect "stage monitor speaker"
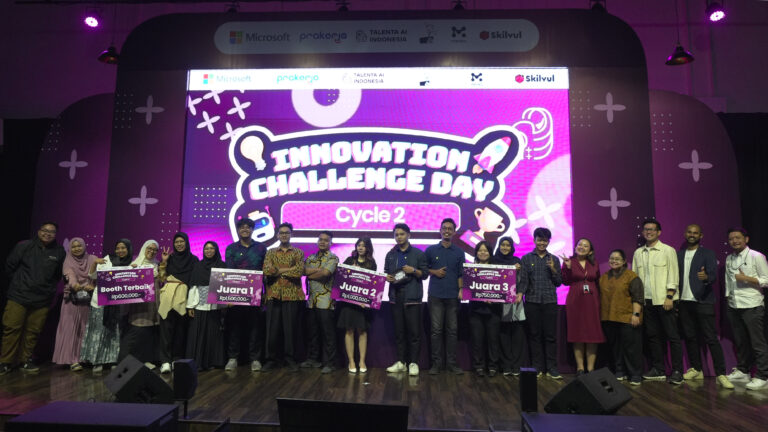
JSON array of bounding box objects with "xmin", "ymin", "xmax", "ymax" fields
[
  {"xmin": 105, "ymin": 355, "xmax": 175, "ymax": 404},
  {"xmin": 277, "ymin": 397, "xmax": 409, "ymax": 432},
  {"xmin": 519, "ymin": 367, "xmax": 538, "ymax": 413},
  {"xmin": 173, "ymin": 359, "xmax": 198, "ymax": 400},
  {"xmin": 543, "ymin": 368, "xmax": 631, "ymax": 415}
]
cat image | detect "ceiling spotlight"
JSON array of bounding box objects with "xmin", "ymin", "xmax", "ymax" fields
[
  {"xmin": 706, "ymin": 1, "xmax": 726, "ymax": 22},
  {"xmin": 665, "ymin": 44, "xmax": 695, "ymax": 65},
  {"xmin": 97, "ymin": 46, "xmax": 119, "ymax": 64},
  {"xmin": 453, "ymin": 0, "xmax": 465, "ymax": 10},
  {"xmin": 84, "ymin": 9, "xmax": 101, "ymax": 28}
]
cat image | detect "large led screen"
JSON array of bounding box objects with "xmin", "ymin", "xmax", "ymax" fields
[{"xmin": 182, "ymin": 67, "xmax": 573, "ymax": 302}]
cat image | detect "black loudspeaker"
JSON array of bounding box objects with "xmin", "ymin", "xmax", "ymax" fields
[
  {"xmin": 519, "ymin": 367, "xmax": 538, "ymax": 413},
  {"xmin": 543, "ymin": 368, "xmax": 632, "ymax": 415},
  {"xmin": 173, "ymin": 359, "xmax": 198, "ymax": 400},
  {"xmin": 277, "ymin": 397, "xmax": 409, "ymax": 432},
  {"xmin": 105, "ymin": 355, "xmax": 175, "ymax": 404}
]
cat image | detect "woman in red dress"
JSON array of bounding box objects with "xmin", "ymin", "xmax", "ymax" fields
[{"xmin": 561, "ymin": 238, "xmax": 605, "ymax": 374}]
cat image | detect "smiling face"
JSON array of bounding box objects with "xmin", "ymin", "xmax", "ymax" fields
[
  {"xmin": 476, "ymin": 244, "xmax": 491, "ymax": 263},
  {"xmin": 115, "ymin": 242, "xmax": 129, "ymax": 258},
  {"xmin": 728, "ymin": 231, "xmax": 749, "ymax": 253},
  {"xmin": 145, "ymin": 243, "xmax": 158, "ymax": 260},
  {"xmin": 277, "ymin": 226, "xmax": 292, "ymax": 245},
  {"xmin": 203, "ymin": 243, "xmax": 216, "ymax": 259},
  {"xmin": 38, "ymin": 224, "xmax": 57, "ymax": 245},
  {"xmin": 642, "ymin": 222, "xmax": 661, "ymax": 245},
  {"xmin": 237, "ymin": 223, "xmax": 253, "ymax": 241},
  {"xmin": 685, "ymin": 225, "xmax": 702, "ymax": 247},
  {"xmin": 69, "ymin": 240, "xmax": 85, "ymax": 257},
  {"xmin": 608, "ymin": 251, "xmax": 625, "ymax": 271},
  {"xmin": 499, "ymin": 239, "xmax": 512, "ymax": 256},
  {"xmin": 440, "ymin": 221, "xmax": 456, "ymax": 242},
  {"xmin": 575, "ymin": 239, "xmax": 593, "ymax": 259},
  {"xmin": 534, "ymin": 236, "xmax": 550, "ymax": 254},
  {"xmin": 174, "ymin": 236, "xmax": 186, "ymax": 253}
]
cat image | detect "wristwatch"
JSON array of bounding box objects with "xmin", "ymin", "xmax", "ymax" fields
[
  {"xmin": 666, "ymin": 294, "xmax": 674, "ymax": 300},
  {"xmin": 633, "ymin": 312, "xmax": 640, "ymax": 317}
]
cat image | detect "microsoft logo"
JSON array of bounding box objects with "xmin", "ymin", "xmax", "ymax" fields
[
  {"xmin": 229, "ymin": 31, "xmax": 243, "ymax": 44},
  {"xmin": 203, "ymin": 73, "xmax": 213, "ymax": 84}
]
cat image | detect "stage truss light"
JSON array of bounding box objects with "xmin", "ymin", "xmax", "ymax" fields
[
  {"xmin": 706, "ymin": 1, "xmax": 726, "ymax": 22},
  {"xmin": 84, "ymin": 8, "xmax": 101, "ymax": 28}
]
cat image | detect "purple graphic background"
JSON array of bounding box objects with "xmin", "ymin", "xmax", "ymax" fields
[
  {"xmin": 207, "ymin": 268, "xmax": 263, "ymax": 306},
  {"xmin": 461, "ymin": 264, "xmax": 517, "ymax": 303},
  {"xmin": 331, "ymin": 263, "xmax": 386, "ymax": 309},
  {"xmin": 96, "ymin": 266, "xmax": 155, "ymax": 306}
]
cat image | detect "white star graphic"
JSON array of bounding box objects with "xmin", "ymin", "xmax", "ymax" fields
[
  {"xmin": 678, "ymin": 150, "xmax": 713, "ymax": 182},
  {"xmin": 58, "ymin": 149, "xmax": 88, "ymax": 180},
  {"xmin": 593, "ymin": 92, "xmax": 626, "ymax": 123},
  {"xmin": 128, "ymin": 185, "xmax": 159, "ymax": 216},
  {"xmin": 188, "ymin": 96, "xmax": 202, "ymax": 116},
  {"xmin": 597, "ymin": 187, "xmax": 631, "ymax": 220},
  {"xmin": 527, "ymin": 196, "xmax": 561, "ymax": 228},
  {"xmin": 135, "ymin": 95, "xmax": 165, "ymax": 125},
  {"xmin": 227, "ymin": 96, "xmax": 251, "ymax": 120},
  {"xmin": 203, "ymin": 89, "xmax": 224, "ymax": 105},
  {"xmin": 197, "ymin": 111, "xmax": 220, "ymax": 134}
]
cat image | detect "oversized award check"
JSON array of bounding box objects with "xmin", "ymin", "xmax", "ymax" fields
[
  {"xmin": 331, "ymin": 263, "xmax": 386, "ymax": 310},
  {"xmin": 462, "ymin": 263, "xmax": 516, "ymax": 303},
  {"xmin": 96, "ymin": 265, "xmax": 156, "ymax": 306},
  {"xmin": 207, "ymin": 268, "xmax": 263, "ymax": 306}
]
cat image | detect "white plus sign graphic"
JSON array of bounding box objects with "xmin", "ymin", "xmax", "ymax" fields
[
  {"xmin": 197, "ymin": 111, "xmax": 220, "ymax": 134},
  {"xmin": 507, "ymin": 212, "xmax": 528, "ymax": 244},
  {"xmin": 220, "ymin": 122, "xmax": 241, "ymax": 141},
  {"xmin": 188, "ymin": 96, "xmax": 202, "ymax": 116},
  {"xmin": 227, "ymin": 96, "xmax": 251, "ymax": 120},
  {"xmin": 527, "ymin": 195, "xmax": 561, "ymax": 228},
  {"xmin": 593, "ymin": 92, "xmax": 626, "ymax": 123},
  {"xmin": 135, "ymin": 95, "xmax": 165, "ymax": 125},
  {"xmin": 597, "ymin": 187, "xmax": 631, "ymax": 220},
  {"xmin": 203, "ymin": 89, "xmax": 224, "ymax": 104},
  {"xmin": 678, "ymin": 150, "xmax": 713, "ymax": 182},
  {"xmin": 128, "ymin": 185, "xmax": 159, "ymax": 216},
  {"xmin": 58, "ymin": 149, "xmax": 88, "ymax": 180}
]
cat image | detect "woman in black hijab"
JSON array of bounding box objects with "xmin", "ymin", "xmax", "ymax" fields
[
  {"xmin": 494, "ymin": 236, "xmax": 526, "ymax": 376},
  {"xmin": 81, "ymin": 239, "xmax": 132, "ymax": 373},
  {"xmin": 185, "ymin": 241, "xmax": 226, "ymax": 370},
  {"xmin": 158, "ymin": 232, "xmax": 199, "ymax": 373}
]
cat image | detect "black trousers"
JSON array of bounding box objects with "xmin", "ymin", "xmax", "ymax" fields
[
  {"xmin": 727, "ymin": 305, "xmax": 768, "ymax": 379},
  {"xmin": 391, "ymin": 299, "xmax": 421, "ymax": 364},
  {"xmin": 305, "ymin": 308, "xmax": 337, "ymax": 367},
  {"xmin": 428, "ymin": 296, "xmax": 459, "ymax": 368},
  {"xmin": 159, "ymin": 310, "xmax": 187, "ymax": 363},
  {"xmin": 226, "ymin": 305, "xmax": 264, "ymax": 362},
  {"xmin": 499, "ymin": 320, "xmax": 526, "ymax": 372},
  {"xmin": 265, "ymin": 299, "xmax": 301, "ymax": 365},
  {"xmin": 118, "ymin": 325, "xmax": 158, "ymax": 364},
  {"xmin": 524, "ymin": 302, "xmax": 558, "ymax": 372},
  {"xmin": 602, "ymin": 321, "xmax": 643, "ymax": 379},
  {"xmin": 679, "ymin": 301, "xmax": 726, "ymax": 375},
  {"xmin": 644, "ymin": 300, "xmax": 683, "ymax": 373},
  {"xmin": 470, "ymin": 310, "xmax": 501, "ymax": 371}
]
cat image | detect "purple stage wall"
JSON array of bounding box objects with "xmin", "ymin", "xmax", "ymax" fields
[{"xmin": 28, "ymin": 10, "xmax": 743, "ymax": 371}]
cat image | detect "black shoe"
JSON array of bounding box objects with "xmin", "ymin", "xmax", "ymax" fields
[
  {"xmin": 475, "ymin": 368, "xmax": 485, "ymax": 377},
  {"xmin": 260, "ymin": 361, "xmax": 276, "ymax": 372},
  {"xmin": 320, "ymin": 366, "xmax": 335, "ymax": 374},
  {"xmin": 449, "ymin": 366, "xmax": 464, "ymax": 375},
  {"xmin": 428, "ymin": 366, "xmax": 441, "ymax": 375},
  {"xmin": 668, "ymin": 370, "xmax": 683, "ymax": 385},
  {"xmin": 642, "ymin": 367, "xmax": 666, "ymax": 381},
  {"xmin": 300, "ymin": 359, "xmax": 322, "ymax": 368},
  {"xmin": 547, "ymin": 369, "xmax": 563, "ymax": 380},
  {"xmin": 287, "ymin": 363, "xmax": 300, "ymax": 372},
  {"xmin": 21, "ymin": 361, "xmax": 39, "ymax": 374},
  {"xmin": 576, "ymin": 369, "xmax": 585, "ymax": 377},
  {"xmin": 488, "ymin": 369, "xmax": 498, "ymax": 377},
  {"xmin": 0, "ymin": 363, "xmax": 12, "ymax": 375}
]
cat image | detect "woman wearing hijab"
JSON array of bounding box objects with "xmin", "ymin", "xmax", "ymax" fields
[
  {"xmin": 469, "ymin": 241, "xmax": 503, "ymax": 377},
  {"xmin": 494, "ymin": 237, "xmax": 526, "ymax": 376},
  {"xmin": 158, "ymin": 232, "xmax": 199, "ymax": 374},
  {"xmin": 118, "ymin": 240, "xmax": 160, "ymax": 368},
  {"xmin": 80, "ymin": 239, "xmax": 132, "ymax": 373},
  {"xmin": 185, "ymin": 241, "xmax": 226, "ymax": 370},
  {"xmin": 53, "ymin": 238, "xmax": 99, "ymax": 370}
]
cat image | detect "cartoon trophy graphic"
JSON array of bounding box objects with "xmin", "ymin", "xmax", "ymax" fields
[{"xmin": 458, "ymin": 207, "xmax": 507, "ymax": 248}]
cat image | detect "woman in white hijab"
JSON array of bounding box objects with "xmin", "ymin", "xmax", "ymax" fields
[{"xmin": 117, "ymin": 240, "xmax": 161, "ymax": 369}]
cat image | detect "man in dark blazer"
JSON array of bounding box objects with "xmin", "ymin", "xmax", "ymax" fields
[{"xmin": 677, "ymin": 224, "xmax": 733, "ymax": 388}]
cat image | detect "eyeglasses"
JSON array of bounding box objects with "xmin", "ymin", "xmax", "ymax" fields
[
  {"xmin": 278, "ymin": 231, "xmax": 291, "ymax": 235},
  {"xmin": 40, "ymin": 229, "xmax": 57, "ymax": 235},
  {"xmin": 642, "ymin": 228, "xmax": 658, "ymax": 232}
]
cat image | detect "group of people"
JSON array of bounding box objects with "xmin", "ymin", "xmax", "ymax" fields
[{"xmin": 1, "ymin": 218, "xmax": 767, "ymax": 392}]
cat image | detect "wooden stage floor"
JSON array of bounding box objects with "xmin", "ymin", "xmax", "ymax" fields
[{"xmin": 1, "ymin": 364, "xmax": 766, "ymax": 431}]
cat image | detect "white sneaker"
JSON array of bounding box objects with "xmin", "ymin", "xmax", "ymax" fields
[
  {"xmin": 144, "ymin": 362, "xmax": 156, "ymax": 370},
  {"xmin": 225, "ymin": 358, "xmax": 238, "ymax": 371},
  {"xmin": 251, "ymin": 360, "xmax": 262, "ymax": 372},
  {"xmin": 726, "ymin": 368, "xmax": 750, "ymax": 381},
  {"xmin": 160, "ymin": 362, "xmax": 171, "ymax": 374},
  {"xmin": 746, "ymin": 378, "xmax": 768, "ymax": 390},
  {"xmin": 408, "ymin": 363, "xmax": 419, "ymax": 376},
  {"xmin": 386, "ymin": 361, "xmax": 406, "ymax": 373}
]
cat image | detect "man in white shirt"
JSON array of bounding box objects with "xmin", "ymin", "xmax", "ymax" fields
[
  {"xmin": 724, "ymin": 227, "xmax": 768, "ymax": 390},
  {"xmin": 632, "ymin": 219, "xmax": 683, "ymax": 384}
]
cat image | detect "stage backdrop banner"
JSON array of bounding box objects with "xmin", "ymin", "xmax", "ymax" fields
[
  {"xmin": 462, "ymin": 263, "xmax": 516, "ymax": 303},
  {"xmin": 331, "ymin": 263, "xmax": 386, "ymax": 310},
  {"xmin": 96, "ymin": 266, "xmax": 156, "ymax": 306},
  {"xmin": 207, "ymin": 268, "xmax": 263, "ymax": 306}
]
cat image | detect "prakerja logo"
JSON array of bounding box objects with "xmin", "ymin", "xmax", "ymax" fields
[{"xmin": 227, "ymin": 122, "xmax": 548, "ymax": 255}]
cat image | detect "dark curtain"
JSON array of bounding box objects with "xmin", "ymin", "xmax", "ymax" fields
[{"xmin": 718, "ymin": 113, "xmax": 768, "ymax": 253}]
